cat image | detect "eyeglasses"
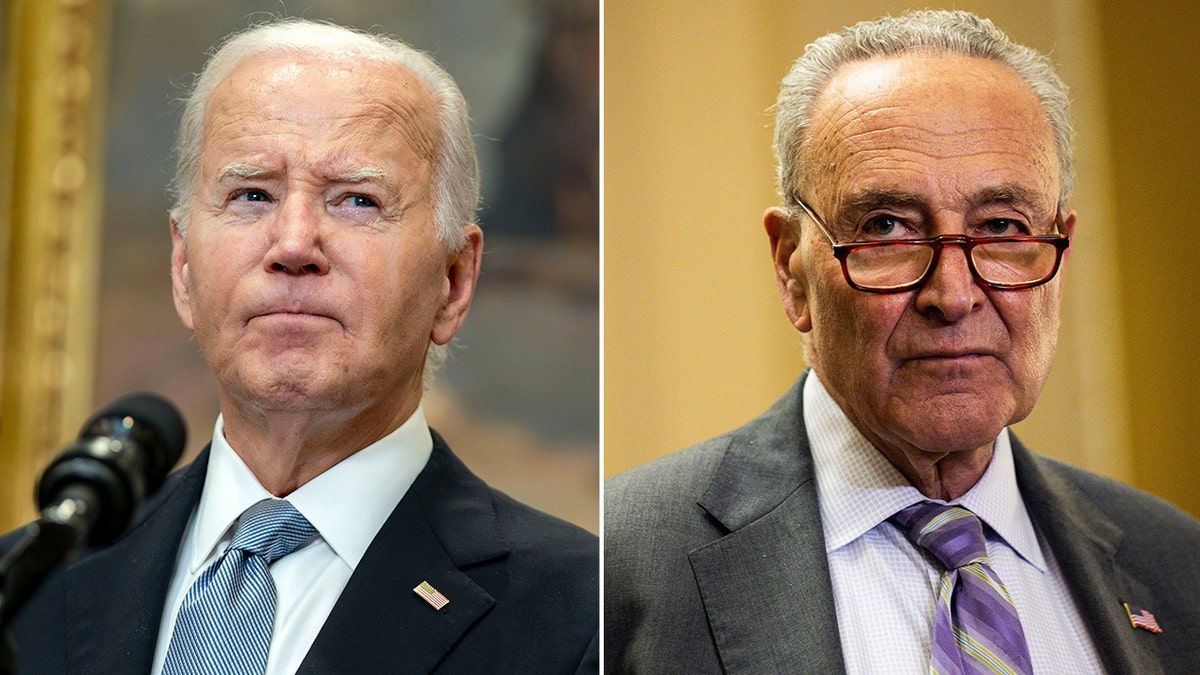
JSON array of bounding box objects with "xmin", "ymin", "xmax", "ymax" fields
[{"xmin": 792, "ymin": 198, "xmax": 1070, "ymax": 293}]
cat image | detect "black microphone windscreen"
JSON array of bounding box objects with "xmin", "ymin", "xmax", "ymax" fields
[{"xmin": 81, "ymin": 392, "xmax": 187, "ymax": 481}]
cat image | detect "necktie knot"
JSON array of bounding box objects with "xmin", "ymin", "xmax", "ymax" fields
[
  {"xmin": 230, "ymin": 499, "xmax": 316, "ymax": 565},
  {"xmin": 890, "ymin": 502, "xmax": 988, "ymax": 570},
  {"xmin": 891, "ymin": 501, "xmax": 1034, "ymax": 675}
]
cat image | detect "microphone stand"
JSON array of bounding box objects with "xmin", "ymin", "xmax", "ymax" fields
[{"xmin": 0, "ymin": 486, "xmax": 99, "ymax": 674}]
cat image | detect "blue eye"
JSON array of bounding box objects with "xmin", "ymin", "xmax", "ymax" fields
[
  {"xmin": 235, "ymin": 189, "xmax": 272, "ymax": 202},
  {"xmin": 346, "ymin": 194, "xmax": 378, "ymax": 208}
]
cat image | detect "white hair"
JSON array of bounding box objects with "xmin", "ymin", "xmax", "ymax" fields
[
  {"xmin": 774, "ymin": 9, "xmax": 1074, "ymax": 208},
  {"xmin": 172, "ymin": 19, "xmax": 478, "ymax": 383}
]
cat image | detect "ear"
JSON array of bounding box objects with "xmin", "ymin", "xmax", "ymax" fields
[
  {"xmin": 1049, "ymin": 208, "xmax": 1078, "ymax": 299},
  {"xmin": 764, "ymin": 207, "xmax": 812, "ymax": 332},
  {"xmin": 431, "ymin": 224, "xmax": 483, "ymax": 345},
  {"xmin": 1060, "ymin": 208, "xmax": 1077, "ymax": 258},
  {"xmin": 170, "ymin": 217, "xmax": 195, "ymax": 331}
]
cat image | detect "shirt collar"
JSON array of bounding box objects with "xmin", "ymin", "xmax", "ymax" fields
[
  {"xmin": 187, "ymin": 406, "xmax": 433, "ymax": 574},
  {"xmin": 804, "ymin": 371, "xmax": 1046, "ymax": 571}
]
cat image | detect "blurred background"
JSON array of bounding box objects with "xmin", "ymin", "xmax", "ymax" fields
[
  {"xmin": 605, "ymin": 0, "xmax": 1200, "ymax": 519},
  {"xmin": 0, "ymin": 0, "xmax": 598, "ymax": 532},
  {"xmin": 5, "ymin": 0, "xmax": 1199, "ymax": 535}
]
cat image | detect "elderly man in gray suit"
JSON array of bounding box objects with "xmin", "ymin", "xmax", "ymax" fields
[{"xmin": 605, "ymin": 10, "xmax": 1200, "ymax": 674}]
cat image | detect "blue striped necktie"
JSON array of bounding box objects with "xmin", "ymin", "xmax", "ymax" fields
[
  {"xmin": 163, "ymin": 499, "xmax": 316, "ymax": 674},
  {"xmin": 890, "ymin": 502, "xmax": 1034, "ymax": 675}
]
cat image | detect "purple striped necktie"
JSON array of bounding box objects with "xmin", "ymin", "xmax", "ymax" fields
[{"xmin": 890, "ymin": 502, "xmax": 1034, "ymax": 675}]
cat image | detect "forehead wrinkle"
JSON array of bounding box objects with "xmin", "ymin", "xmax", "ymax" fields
[
  {"xmin": 850, "ymin": 120, "xmax": 1034, "ymax": 148},
  {"xmin": 828, "ymin": 115, "xmax": 1045, "ymax": 173},
  {"xmin": 806, "ymin": 56, "xmax": 1055, "ymax": 183},
  {"xmin": 335, "ymin": 88, "xmax": 440, "ymax": 167}
]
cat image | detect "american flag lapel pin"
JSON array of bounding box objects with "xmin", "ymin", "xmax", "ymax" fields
[
  {"xmin": 1124, "ymin": 603, "xmax": 1163, "ymax": 634},
  {"xmin": 414, "ymin": 580, "xmax": 450, "ymax": 610}
]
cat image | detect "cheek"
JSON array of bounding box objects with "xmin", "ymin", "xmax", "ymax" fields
[
  {"xmin": 183, "ymin": 249, "xmax": 225, "ymax": 315},
  {"xmin": 1023, "ymin": 294, "xmax": 1061, "ymax": 365},
  {"xmin": 809, "ymin": 275, "xmax": 890, "ymax": 364},
  {"xmin": 815, "ymin": 279, "xmax": 902, "ymax": 345},
  {"xmin": 995, "ymin": 289, "xmax": 1061, "ymax": 384},
  {"xmin": 368, "ymin": 254, "xmax": 445, "ymax": 329}
]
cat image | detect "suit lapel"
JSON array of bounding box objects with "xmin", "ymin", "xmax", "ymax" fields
[
  {"xmin": 1012, "ymin": 438, "xmax": 1163, "ymax": 675},
  {"xmin": 62, "ymin": 450, "xmax": 208, "ymax": 672},
  {"xmin": 681, "ymin": 380, "xmax": 1163, "ymax": 674},
  {"xmin": 688, "ymin": 377, "xmax": 847, "ymax": 674},
  {"xmin": 299, "ymin": 434, "xmax": 505, "ymax": 674},
  {"xmin": 689, "ymin": 487, "xmax": 846, "ymax": 673}
]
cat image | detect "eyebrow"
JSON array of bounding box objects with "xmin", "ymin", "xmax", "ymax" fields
[
  {"xmin": 215, "ymin": 164, "xmax": 392, "ymax": 184},
  {"xmin": 216, "ymin": 163, "xmax": 273, "ymax": 183},
  {"xmin": 832, "ymin": 189, "xmax": 927, "ymax": 227},
  {"xmin": 331, "ymin": 166, "xmax": 390, "ymax": 184},
  {"xmin": 214, "ymin": 164, "xmax": 401, "ymax": 199},
  {"xmin": 841, "ymin": 188, "xmax": 925, "ymax": 215},
  {"xmin": 329, "ymin": 166, "xmax": 401, "ymax": 203},
  {"xmin": 838, "ymin": 183, "xmax": 1049, "ymax": 217},
  {"xmin": 967, "ymin": 184, "xmax": 1047, "ymax": 213}
]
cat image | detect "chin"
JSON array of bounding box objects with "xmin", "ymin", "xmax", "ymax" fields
[
  {"xmin": 224, "ymin": 367, "xmax": 343, "ymax": 412},
  {"xmin": 909, "ymin": 427, "xmax": 1005, "ymax": 455},
  {"xmin": 889, "ymin": 393, "xmax": 1014, "ymax": 453}
]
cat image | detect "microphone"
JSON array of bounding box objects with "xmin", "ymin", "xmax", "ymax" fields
[
  {"xmin": 1, "ymin": 393, "xmax": 186, "ymax": 667},
  {"xmin": 35, "ymin": 392, "xmax": 187, "ymax": 547}
]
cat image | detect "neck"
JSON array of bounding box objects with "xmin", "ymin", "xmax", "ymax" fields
[
  {"xmin": 877, "ymin": 442, "xmax": 994, "ymax": 501},
  {"xmin": 218, "ymin": 394, "xmax": 420, "ymax": 497},
  {"xmin": 812, "ymin": 369, "xmax": 997, "ymax": 500}
]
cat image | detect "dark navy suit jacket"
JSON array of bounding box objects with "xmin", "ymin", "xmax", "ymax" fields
[{"xmin": 4, "ymin": 431, "xmax": 598, "ymax": 674}]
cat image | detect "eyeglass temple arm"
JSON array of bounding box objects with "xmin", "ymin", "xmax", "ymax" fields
[{"xmin": 791, "ymin": 197, "xmax": 838, "ymax": 246}]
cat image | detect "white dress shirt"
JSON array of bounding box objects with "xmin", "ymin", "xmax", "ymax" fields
[
  {"xmin": 151, "ymin": 406, "xmax": 434, "ymax": 675},
  {"xmin": 804, "ymin": 373, "xmax": 1106, "ymax": 674}
]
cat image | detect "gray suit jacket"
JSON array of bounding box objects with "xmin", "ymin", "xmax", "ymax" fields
[{"xmin": 605, "ymin": 375, "xmax": 1200, "ymax": 673}]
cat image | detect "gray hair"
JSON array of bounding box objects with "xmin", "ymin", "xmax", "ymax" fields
[
  {"xmin": 172, "ymin": 19, "xmax": 478, "ymax": 384},
  {"xmin": 774, "ymin": 10, "xmax": 1074, "ymax": 208},
  {"xmin": 171, "ymin": 18, "xmax": 479, "ymax": 253}
]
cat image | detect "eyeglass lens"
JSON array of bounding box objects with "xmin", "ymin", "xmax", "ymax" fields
[{"xmin": 845, "ymin": 240, "xmax": 1061, "ymax": 290}]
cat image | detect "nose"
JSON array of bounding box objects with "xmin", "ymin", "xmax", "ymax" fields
[
  {"xmin": 265, "ymin": 197, "xmax": 330, "ymax": 275},
  {"xmin": 914, "ymin": 244, "xmax": 982, "ymax": 322}
]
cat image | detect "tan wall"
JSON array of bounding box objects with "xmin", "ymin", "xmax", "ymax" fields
[
  {"xmin": 1096, "ymin": 0, "xmax": 1200, "ymax": 516},
  {"xmin": 605, "ymin": 1, "xmax": 1200, "ymax": 519}
]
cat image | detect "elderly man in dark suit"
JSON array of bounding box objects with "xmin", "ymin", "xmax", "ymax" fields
[
  {"xmin": 606, "ymin": 10, "xmax": 1200, "ymax": 674},
  {"xmin": 3, "ymin": 19, "xmax": 597, "ymax": 674}
]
